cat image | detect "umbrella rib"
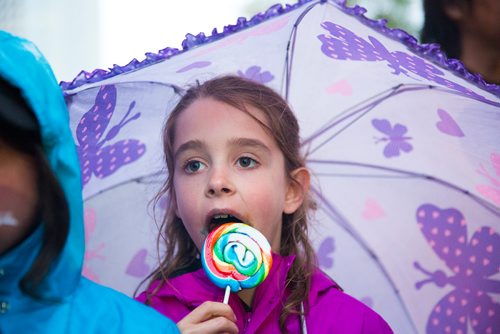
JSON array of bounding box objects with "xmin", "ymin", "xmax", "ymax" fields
[
  {"xmin": 305, "ymin": 89, "xmax": 394, "ymax": 155},
  {"xmin": 302, "ymin": 83, "xmax": 496, "ymax": 159},
  {"xmin": 303, "ymin": 84, "xmax": 437, "ymax": 155},
  {"xmin": 83, "ymin": 171, "xmax": 165, "ymax": 202},
  {"xmin": 284, "ymin": 0, "xmax": 324, "ymax": 100},
  {"xmin": 310, "ymin": 185, "xmax": 419, "ymax": 333},
  {"xmin": 313, "ymin": 172, "xmax": 412, "ymax": 179},
  {"xmin": 303, "ymin": 85, "xmax": 400, "ymax": 141},
  {"xmin": 308, "ymin": 159, "xmax": 500, "ymax": 217}
]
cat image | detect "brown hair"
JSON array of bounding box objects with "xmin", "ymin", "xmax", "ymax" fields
[
  {"xmin": 421, "ymin": 0, "xmax": 472, "ymax": 59},
  {"xmin": 144, "ymin": 75, "xmax": 317, "ymax": 330}
]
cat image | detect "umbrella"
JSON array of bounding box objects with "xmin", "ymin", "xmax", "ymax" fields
[{"xmin": 62, "ymin": 1, "xmax": 500, "ymax": 333}]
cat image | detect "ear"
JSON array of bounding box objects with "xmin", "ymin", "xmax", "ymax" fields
[
  {"xmin": 444, "ymin": 1, "xmax": 466, "ymax": 21},
  {"xmin": 283, "ymin": 167, "xmax": 310, "ymax": 215}
]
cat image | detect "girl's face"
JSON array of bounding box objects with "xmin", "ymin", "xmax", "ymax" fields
[
  {"xmin": 0, "ymin": 141, "xmax": 38, "ymax": 255},
  {"xmin": 172, "ymin": 97, "xmax": 301, "ymax": 252}
]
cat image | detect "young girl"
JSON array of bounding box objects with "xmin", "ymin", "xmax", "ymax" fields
[
  {"xmin": 0, "ymin": 31, "xmax": 178, "ymax": 333},
  {"xmin": 137, "ymin": 75, "xmax": 393, "ymax": 333}
]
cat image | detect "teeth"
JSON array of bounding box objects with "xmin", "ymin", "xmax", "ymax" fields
[{"xmin": 208, "ymin": 214, "xmax": 244, "ymax": 232}]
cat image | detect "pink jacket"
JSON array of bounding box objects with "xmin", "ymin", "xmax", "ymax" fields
[{"xmin": 136, "ymin": 254, "xmax": 393, "ymax": 333}]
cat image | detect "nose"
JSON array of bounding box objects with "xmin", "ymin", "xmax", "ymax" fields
[{"xmin": 205, "ymin": 167, "xmax": 234, "ymax": 197}]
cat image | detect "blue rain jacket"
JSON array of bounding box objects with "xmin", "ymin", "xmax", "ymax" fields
[{"xmin": 0, "ymin": 31, "xmax": 179, "ymax": 333}]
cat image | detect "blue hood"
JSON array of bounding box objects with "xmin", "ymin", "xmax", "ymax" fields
[
  {"xmin": 0, "ymin": 31, "xmax": 179, "ymax": 334},
  {"xmin": 0, "ymin": 31, "xmax": 83, "ymax": 299}
]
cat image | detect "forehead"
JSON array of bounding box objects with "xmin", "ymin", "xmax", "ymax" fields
[{"xmin": 173, "ymin": 97, "xmax": 273, "ymax": 145}]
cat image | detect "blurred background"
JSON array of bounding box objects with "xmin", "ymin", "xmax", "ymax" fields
[{"xmin": 0, "ymin": 0, "xmax": 423, "ymax": 82}]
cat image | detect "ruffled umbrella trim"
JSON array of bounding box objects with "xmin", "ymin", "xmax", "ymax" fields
[{"xmin": 60, "ymin": 0, "xmax": 499, "ymax": 97}]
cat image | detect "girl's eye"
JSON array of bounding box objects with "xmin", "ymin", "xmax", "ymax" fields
[
  {"xmin": 184, "ymin": 160, "xmax": 206, "ymax": 173},
  {"xmin": 236, "ymin": 156, "xmax": 257, "ymax": 168}
]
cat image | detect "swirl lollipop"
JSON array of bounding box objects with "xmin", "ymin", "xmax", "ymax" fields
[{"xmin": 202, "ymin": 222, "xmax": 273, "ymax": 304}]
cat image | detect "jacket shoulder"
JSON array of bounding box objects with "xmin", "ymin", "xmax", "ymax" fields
[
  {"xmin": 308, "ymin": 270, "xmax": 393, "ymax": 333},
  {"xmin": 135, "ymin": 269, "xmax": 216, "ymax": 322}
]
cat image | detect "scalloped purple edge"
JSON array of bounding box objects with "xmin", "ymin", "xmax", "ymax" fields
[{"xmin": 61, "ymin": 0, "xmax": 499, "ymax": 97}]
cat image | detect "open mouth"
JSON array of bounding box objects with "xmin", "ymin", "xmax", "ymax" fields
[{"xmin": 207, "ymin": 214, "xmax": 245, "ymax": 233}]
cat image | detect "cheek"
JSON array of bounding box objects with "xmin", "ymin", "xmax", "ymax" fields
[
  {"xmin": 0, "ymin": 186, "xmax": 39, "ymax": 254},
  {"xmin": 173, "ymin": 177, "xmax": 198, "ymax": 217},
  {"xmin": 249, "ymin": 184, "xmax": 286, "ymax": 224},
  {"xmin": 173, "ymin": 178, "xmax": 205, "ymax": 251},
  {"xmin": 0, "ymin": 160, "xmax": 38, "ymax": 225},
  {"xmin": 183, "ymin": 222, "xmax": 205, "ymax": 252},
  {"xmin": 0, "ymin": 187, "xmax": 36, "ymax": 225}
]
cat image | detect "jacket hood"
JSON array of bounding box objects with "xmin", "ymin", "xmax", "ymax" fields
[{"xmin": 0, "ymin": 31, "xmax": 84, "ymax": 299}]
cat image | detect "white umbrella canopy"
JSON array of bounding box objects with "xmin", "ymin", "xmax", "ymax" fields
[{"xmin": 63, "ymin": 1, "xmax": 500, "ymax": 333}]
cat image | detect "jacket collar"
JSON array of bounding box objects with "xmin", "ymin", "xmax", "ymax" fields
[
  {"xmin": 156, "ymin": 253, "xmax": 295, "ymax": 306},
  {"xmin": 151, "ymin": 253, "xmax": 340, "ymax": 310},
  {"xmin": 154, "ymin": 253, "xmax": 339, "ymax": 331},
  {"xmin": 0, "ymin": 225, "xmax": 43, "ymax": 297}
]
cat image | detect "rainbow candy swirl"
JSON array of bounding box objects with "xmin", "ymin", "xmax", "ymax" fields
[{"xmin": 202, "ymin": 222, "xmax": 273, "ymax": 292}]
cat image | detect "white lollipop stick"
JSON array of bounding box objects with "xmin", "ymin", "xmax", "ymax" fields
[{"xmin": 223, "ymin": 285, "xmax": 231, "ymax": 304}]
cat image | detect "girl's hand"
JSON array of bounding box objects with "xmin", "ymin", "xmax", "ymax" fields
[{"xmin": 177, "ymin": 301, "xmax": 238, "ymax": 334}]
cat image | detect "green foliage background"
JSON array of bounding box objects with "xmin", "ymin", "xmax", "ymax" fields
[{"xmin": 242, "ymin": 0, "xmax": 423, "ymax": 38}]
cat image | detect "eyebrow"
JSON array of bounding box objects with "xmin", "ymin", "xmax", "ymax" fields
[
  {"xmin": 174, "ymin": 137, "xmax": 271, "ymax": 161},
  {"xmin": 228, "ymin": 137, "xmax": 271, "ymax": 154},
  {"xmin": 174, "ymin": 140, "xmax": 205, "ymax": 161}
]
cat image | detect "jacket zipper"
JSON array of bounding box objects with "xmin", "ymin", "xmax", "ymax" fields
[{"xmin": 243, "ymin": 310, "xmax": 252, "ymax": 334}]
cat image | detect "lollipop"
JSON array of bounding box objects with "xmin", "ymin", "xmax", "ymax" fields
[{"xmin": 202, "ymin": 222, "xmax": 273, "ymax": 303}]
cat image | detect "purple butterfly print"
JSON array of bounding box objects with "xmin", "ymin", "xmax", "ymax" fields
[
  {"xmin": 76, "ymin": 85, "xmax": 146, "ymax": 187},
  {"xmin": 317, "ymin": 21, "xmax": 496, "ymax": 105},
  {"xmin": 237, "ymin": 65, "xmax": 274, "ymax": 84},
  {"xmin": 317, "ymin": 236, "xmax": 335, "ymax": 269},
  {"xmin": 372, "ymin": 119, "xmax": 413, "ymax": 158},
  {"xmin": 414, "ymin": 204, "xmax": 500, "ymax": 334}
]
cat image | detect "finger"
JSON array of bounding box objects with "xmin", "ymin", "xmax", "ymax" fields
[
  {"xmin": 178, "ymin": 316, "xmax": 238, "ymax": 334},
  {"xmin": 182, "ymin": 301, "xmax": 237, "ymax": 323},
  {"xmin": 200, "ymin": 316, "xmax": 239, "ymax": 334}
]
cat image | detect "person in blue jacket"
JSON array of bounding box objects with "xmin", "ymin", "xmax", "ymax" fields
[{"xmin": 0, "ymin": 31, "xmax": 179, "ymax": 333}]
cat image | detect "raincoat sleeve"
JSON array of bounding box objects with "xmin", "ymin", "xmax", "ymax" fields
[{"xmin": 74, "ymin": 278, "xmax": 181, "ymax": 333}]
